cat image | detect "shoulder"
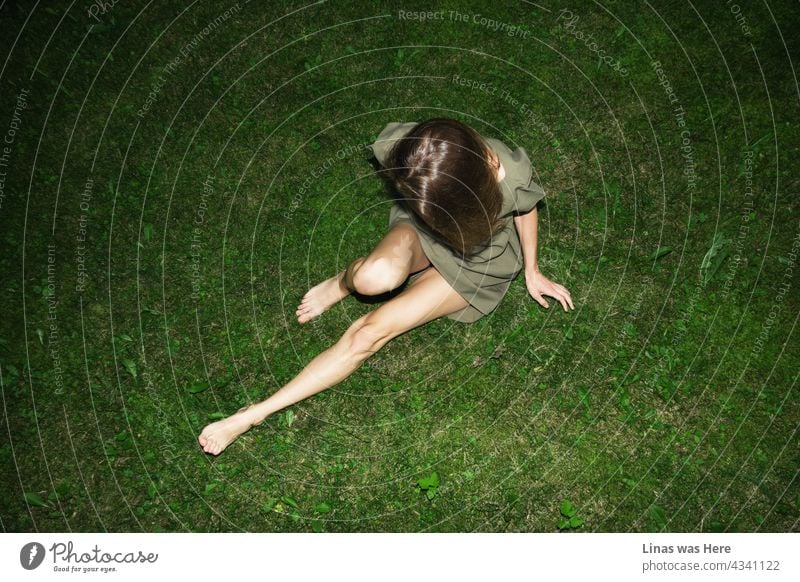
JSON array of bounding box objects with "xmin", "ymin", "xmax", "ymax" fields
[
  {"xmin": 376, "ymin": 121, "xmax": 419, "ymax": 141},
  {"xmin": 484, "ymin": 136, "xmax": 545, "ymax": 217},
  {"xmin": 368, "ymin": 121, "xmax": 419, "ymax": 166},
  {"xmin": 483, "ymin": 136, "xmax": 533, "ymax": 189}
]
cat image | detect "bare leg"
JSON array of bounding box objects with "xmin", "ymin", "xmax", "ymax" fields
[
  {"xmin": 296, "ymin": 223, "xmax": 430, "ymax": 324},
  {"xmin": 199, "ymin": 222, "xmax": 434, "ymax": 455},
  {"xmin": 198, "ymin": 265, "xmax": 468, "ymax": 455},
  {"xmin": 293, "ymin": 256, "xmax": 361, "ymax": 325}
]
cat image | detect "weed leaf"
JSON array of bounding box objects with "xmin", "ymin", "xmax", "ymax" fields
[{"xmin": 24, "ymin": 491, "xmax": 50, "ymax": 508}]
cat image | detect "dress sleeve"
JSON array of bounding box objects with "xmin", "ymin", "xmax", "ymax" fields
[
  {"xmin": 499, "ymin": 146, "xmax": 546, "ymax": 218},
  {"xmin": 367, "ymin": 121, "xmax": 419, "ymax": 167}
]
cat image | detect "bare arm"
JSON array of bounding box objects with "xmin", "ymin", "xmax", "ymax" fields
[
  {"xmin": 513, "ymin": 206, "xmax": 574, "ymax": 311},
  {"xmin": 513, "ymin": 206, "xmax": 540, "ymax": 274}
]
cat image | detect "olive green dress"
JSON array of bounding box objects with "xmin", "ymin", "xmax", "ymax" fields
[{"xmin": 367, "ymin": 121, "xmax": 546, "ymax": 323}]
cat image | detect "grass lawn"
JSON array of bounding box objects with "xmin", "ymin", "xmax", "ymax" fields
[{"xmin": 0, "ymin": 0, "xmax": 798, "ymax": 532}]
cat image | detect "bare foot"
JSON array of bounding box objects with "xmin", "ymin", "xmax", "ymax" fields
[
  {"xmin": 296, "ymin": 272, "xmax": 349, "ymax": 324},
  {"xmin": 198, "ymin": 405, "xmax": 263, "ymax": 456}
]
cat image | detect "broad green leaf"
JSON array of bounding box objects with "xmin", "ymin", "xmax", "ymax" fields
[
  {"xmin": 418, "ymin": 471, "xmax": 439, "ymax": 489},
  {"xmin": 314, "ymin": 502, "xmax": 331, "ymax": 514},
  {"xmin": 559, "ymin": 499, "xmax": 576, "ymax": 517},
  {"xmin": 281, "ymin": 495, "xmax": 299, "ymax": 509},
  {"xmin": 122, "ymin": 358, "xmax": 137, "ymax": 379},
  {"xmin": 700, "ymin": 233, "xmax": 731, "ymax": 283},
  {"xmin": 24, "ymin": 491, "xmax": 49, "ymax": 507},
  {"xmin": 188, "ymin": 382, "xmax": 208, "ymax": 394},
  {"xmin": 650, "ymin": 246, "xmax": 673, "ymax": 261},
  {"xmin": 285, "ymin": 409, "xmax": 295, "ymax": 428},
  {"xmin": 569, "ymin": 515, "xmax": 584, "ymax": 528},
  {"xmin": 207, "ymin": 412, "xmax": 225, "ymax": 421}
]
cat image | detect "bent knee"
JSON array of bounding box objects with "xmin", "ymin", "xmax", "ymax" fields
[{"xmin": 352, "ymin": 257, "xmax": 407, "ymax": 295}]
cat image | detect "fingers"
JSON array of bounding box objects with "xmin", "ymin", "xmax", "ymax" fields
[
  {"xmin": 548, "ymin": 287, "xmax": 572, "ymax": 312},
  {"xmin": 547, "ymin": 288, "xmax": 567, "ymax": 312},
  {"xmin": 530, "ymin": 276, "xmax": 575, "ymax": 311},
  {"xmin": 531, "ymin": 291, "xmax": 549, "ymax": 309},
  {"xmin": 554, "ymin": 283, "xmax": 575, "ymax": 310},
  {"xmin": 560, "ymin": 289, "xmax": 574, "ymax": 310}
]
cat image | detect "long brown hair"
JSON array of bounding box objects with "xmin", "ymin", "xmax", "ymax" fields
[{"xmin": 382, "ymin": 118, "xmax": 505, "ymax": 258}]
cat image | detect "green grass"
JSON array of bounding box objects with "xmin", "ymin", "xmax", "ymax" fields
[{"xmin": 1, "ymin": 0, "xmax": 798, "ymax": 532}]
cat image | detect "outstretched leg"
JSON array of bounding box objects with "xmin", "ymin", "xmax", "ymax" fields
[
  {"xmin": 198, "ymin": 266, "xmax": 468, "ymax": 455},
  {"xmin": 296, "ymin": 222, "xmax": 430, "ymax": 324}
]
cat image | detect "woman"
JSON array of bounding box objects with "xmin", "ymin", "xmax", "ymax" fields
[{"xmin": 198, "ymin": 117, "xmax": 574, "ymax": 455}]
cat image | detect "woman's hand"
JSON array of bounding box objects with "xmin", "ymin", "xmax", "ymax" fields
[{"xmin": 525, "ymin": 269, "xmax": 574, "ymax": 311}]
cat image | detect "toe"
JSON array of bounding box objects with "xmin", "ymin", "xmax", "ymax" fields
[{"xmin": 199, "ymin": 435, "xmax": 207, "ymax": 446}]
